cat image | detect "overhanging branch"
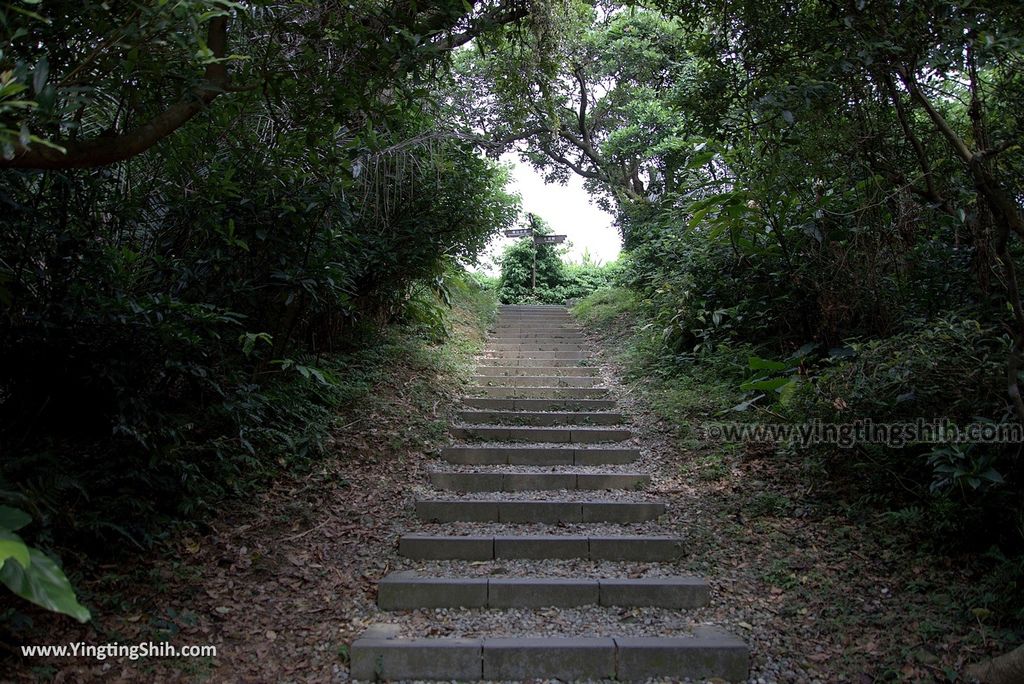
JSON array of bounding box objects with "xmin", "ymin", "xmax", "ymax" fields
[{"xmin": 2, "ymin": 16, "xmax": 233, "ymax": 170}]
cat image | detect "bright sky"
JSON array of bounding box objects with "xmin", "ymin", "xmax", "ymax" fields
[{"xmin": 473, "ymin": 153, "xmax": 621, "ymax": 275}]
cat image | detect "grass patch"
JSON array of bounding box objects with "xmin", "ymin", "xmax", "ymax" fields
[
  {"xmin": 572, "ymin": 286, "xmax": 636, "ymax": 326},
  {"xmin": 694, "ymin": 453, "xmax": 730, "ymax": 481}
]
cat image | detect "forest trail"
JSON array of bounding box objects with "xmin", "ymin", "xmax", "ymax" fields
[
  {"xmin": 351, "ymin": 305, "xmax": 749, "ymax": 680},
  {"xmin": 6, "ymin": 299, "xmax": 1012, "ymax": 683}
]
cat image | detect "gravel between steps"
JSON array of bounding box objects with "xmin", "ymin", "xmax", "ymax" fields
[
  {"xmin": 392, "ymin": 558, "xmax": 698, "ymax": 579},
  {"xmin": 402, "ymin": 518, "xmax": 690, "ymax": 538},
  {"xmin": 384, "ymin": 605, "xmax": 705, "ymax": 640},
  {"xmin": 354, "ymin": 323, "xmax": 799, "ymax": 683},
  {"xmin": 447, "ymin": 440, "xmax": 643, "ymax": 449},
  {"xmin": 410, "ymin": 487, "xmax": 664, "ymax": 503},
  {"xmin": 427, "ymin": 462, "xmax": 647, "ymax": 475},
  {"xmin": 350, "ymin": 327, "xmax": 784, "ymax": 683}
]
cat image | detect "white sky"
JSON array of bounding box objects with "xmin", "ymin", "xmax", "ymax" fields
[{"xmin": 472, "ymin": 153, "xmax": 621, "ymax": 275}]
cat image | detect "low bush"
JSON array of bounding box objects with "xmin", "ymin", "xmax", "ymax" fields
[
  {"xmin": 497, "ymin": 235, "xmax": 620, "ymax": 304},
  {"xmin": 575, "ymin": 285, "xmax": 1024, "ymax": 622}
]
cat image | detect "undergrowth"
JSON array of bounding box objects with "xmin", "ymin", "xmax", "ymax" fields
[
  {"xmin": 573, "ymin": 286, "xmax": 1024, "ymax": 630},
  {"xmin": 0, "ymin": 272, "xmax": 496, "ymax": 630}
]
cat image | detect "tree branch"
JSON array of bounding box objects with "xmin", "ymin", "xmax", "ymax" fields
[
  {"xmin": 2, "ymin": 16, "xmax": 232, "ymax": 170},
  {"xmin": 427, "ymin": 2, "xmax": 531, "ymax": 51},
  {"xmin": 540, "ymin": 143, "xmax": 602, "ymax": 180},
  {"xmin": 573, "ymin": 65, "xmax": 592, "ymax": 147},
  {"xmin": 898, "ymin": 67, "xmax": 975, "ymax": 164}
]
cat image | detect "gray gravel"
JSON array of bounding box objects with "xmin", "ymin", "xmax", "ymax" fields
[
  {"xmin": 384, "ymin": 606, "xmax": 705, "ymax": 639},
  {"xmin": 427, "ymin": 462, "xmax": 647, "ymax": 475},
  {"xmin": 392, "ymin": 557, "xmax": 699, "ymax": 579},
  {"xmin": 410, "ymin": 487, "xmax": 666, "ymax": 503}
]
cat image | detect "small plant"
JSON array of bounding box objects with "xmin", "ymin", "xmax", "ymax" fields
[
  {"xmin": 695, "ymin": 453, "xmax": 730, "ymax": 481},
  {"xmin": 927, "ymin": 444, "xmax": 1004, "ymax": 495},
  {"xmin": 0, "ymin": 506, "xmax": 90, "ymax": 622},
  {"xmin": 743, "ymin": 492, "xmax": 792, "ymax": 518},
  {"xmin": 734, "ymin": 347, "xmax": 815, "ymax": 411}
]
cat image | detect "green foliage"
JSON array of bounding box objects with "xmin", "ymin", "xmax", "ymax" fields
[
  {"xmin": 497, "ymin": 218, "xmax": 620, "ymax": 304},
  {"xmin": 497, "ymin": 236, "xmax": 567, "ymax": 303},
  {"xmin": 465, "ymin": 0, "xmax": 1024, "ymax": 626},
  {"xmin": 791, "ymin": 317, "xmax": 1008, "ymax": 424},
  {"xmin": 927, "ymin": 444, "xmax": 1005, "ymax": 496},
  {"xmin": 0, "ymin": 0, "xmax": 524, "ymax": 603},
  {"xmin": 572, "ymin": 286, "xmax": 636, "ymax": 325},
  {"xmin": 0, "ymin": 507, "xmax": 89, "ymax": 622}
]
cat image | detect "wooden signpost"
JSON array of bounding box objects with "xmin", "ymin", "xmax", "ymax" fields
[{"xmin": 502, "ymin": 215, "xmax": 568, "ymax": 292}]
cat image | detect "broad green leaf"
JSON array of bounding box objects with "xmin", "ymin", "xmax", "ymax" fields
[
  {"xmin": 0, "ymin": 506, "xmax": 31, "ymax": 531},
  {"xmin": 741, "ymin": 377, "xmax": 792, "ymax": 392},
  {"xmin": 0, "ymin": 549, "xmax": 91, "ymax": 622},
  {"xmin": 747, "ymin": 355, "xmax": 788, "ymax": 371},
  {"xmin": 778, "ymin": 377, "xmax": 800, "ymax": 404},
  {"xmin": 688, "ymin": 205, "xmax": 713, "ymax": 229},
  {"xmin": 980, "ymin": 468, "xmax": 1004, "ymax": 484},
  {"xmin": 0, "ymin": 532, "xmax": 31, "ymax": 569},
  {"xmin": 686, "ymin": 150, "xmax": 716, "ymax": 168},
  {"xmin": 32, "ymin": 57, "xmax": 48, "ymax": 94}
]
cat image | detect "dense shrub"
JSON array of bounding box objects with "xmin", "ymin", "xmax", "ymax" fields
[
  {"xmin": 791, "ymin": 317, "xmax": 1010, "ymax": 426},
  {"xmin": 497, "ymin": 234, "xmax": 620, "ymax": 304},
  {"xmin": 0, "ymin": 2, "xmax": 526, "ymax": 608}
]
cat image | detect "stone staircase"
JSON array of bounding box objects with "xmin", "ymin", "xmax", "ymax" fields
[{"xmin": 350, "ymin": 304, "xmax": 749, "ymax": 681}]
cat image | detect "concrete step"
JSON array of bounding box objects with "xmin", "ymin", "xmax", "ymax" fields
[
  {"xmin": 492, "ymin": 328, "xmax": 581, "ymax": 333},
  {"xmin": 480, "ymin": 350, "xmax": 587, "ymax": 359},
  {"xmin": 483, "ymin": 342, "xmax": 581, "ymax": 348},
  {"xmin": 492, "ymin": 328, "xmax": 575, "ymax": 331},
  {"xmin": 497, "ymin": 312, "xmax": 573, "ymax": 316},
  {"xmin": 377, "ymin": 573, "xmax": 708, "ymax": 609},
  {"xmin": 462, "ymin": 397, "xmax": 616, "ymax": 410},
  {"xmin": 414, "ymin": 499, "xmax": 665, "ymax": 523},
  {"xmin": 474, "ymin": 365, "xmax": 600, "ymax": 377},
  {"xmin": 429, "ymin": 470, "xmax": 649, "ymax": 491},
  {"xmin": 484, "ymin": 343, "xmax": 585, "ymax": 351},
  {"xmin": 493, "ymin": 321, "xmax": 572, "ymax": 325},
  {"xmin": 440, "ymin": 446, "xmax": 639, "ymax": 465},
  {"xmin": 451, "ymin": 425, "xmax": 630, "ymax": 443},
  {"xmin": 488, "ymin": 334, "xmax": 585, "ymax": 340},
  {"xmin": 466, "ymin": 387, "xmax": 608, "ymax": 399},
  {"xmin": 494, "ymin": 323, "xmax": 574, "ymax": 327},
  {"xmin": 350, "ymin": 631, "xmax": 748, "ymax": 681},
  {"xmin": 456, "ymin": 410, "xmax": 623, "ymax": 426},
  {"xmin": 472, "ymin": 358, "xmax": 594, "ymax": 368},
  {"xmin": 496, "ymin": 312, "xmax": 572, "ymax": 316},
  {"xmin": 471, "ymin": 377, "xmax": 603, "ymax": 389},
  {"xmin": 471, "ymin": 376, "xmax": 602, "ymax": 388},
  {"xmin": 398, "ymin": 534, "xmax": 686, "ymax": 560}
]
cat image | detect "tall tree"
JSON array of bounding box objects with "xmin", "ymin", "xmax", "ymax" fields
[{"xmin": 0, "ymin": 0, "xmax": 533, "ymax": 168}]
